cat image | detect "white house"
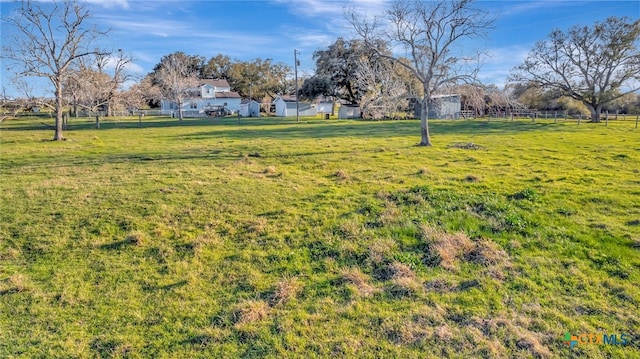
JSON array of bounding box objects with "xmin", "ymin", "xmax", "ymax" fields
[
  {"xmin": 274, "ymin": 95, "xmax": 317, "ymax": 117},
  {"xmin": 239, "ymin": 99, "xmax": 261, "ymax": 117},
  {"xmin": 160, "ymin": 79, "xmax": 242, "ymax": 117}
]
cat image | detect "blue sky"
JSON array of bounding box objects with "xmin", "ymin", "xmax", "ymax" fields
[{"xmin": 1, "ymin": 0, "xmax": 639, "ymax": 97}]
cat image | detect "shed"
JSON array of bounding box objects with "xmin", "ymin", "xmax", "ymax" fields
[
  {"xmin": 239, "ymin": 99, "xmax": 261, "ymax": 117},
  {"xmin": 414, "ymin": 94, "xmax": 461, "ymax": 119},
  {"xmin": 316, "ymin": 101, "xmax": 333, "ymax": 114},
  {"xmin": 274, "ymin": 95, "xmax": 316, "ymax": 117},
  {"xmin": 338, "ymin": 104, "xmax": 361, "ymax": 119}
]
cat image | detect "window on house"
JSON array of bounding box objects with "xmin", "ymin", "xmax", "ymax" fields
[{"xmin": 191, "ymin": 102, "xmax": 198, "ymax": 109}]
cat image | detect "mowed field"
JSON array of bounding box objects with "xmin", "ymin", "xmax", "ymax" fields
[{"xmin": 1, "ymin": 116, "xmax": 639, "ymax": 358}]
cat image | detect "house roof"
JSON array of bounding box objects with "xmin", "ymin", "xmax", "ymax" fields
[
  {"xmin": 215, "ymin": 91, "xmax": 241, "ymax": 99},
  {"xmin": 276, "ymin": 95, "xmax": 298, "ymax": 102},
  {"xmin": 240, "ymin": 99, "xmax": 260, "ymax": 104},
  {"xmin": 200, "ymin": 79, "xmax": 231, "ymax": 88},
  {"xmin": 431, "ymin": 94, "xmax": 460, "ymax": 99}
]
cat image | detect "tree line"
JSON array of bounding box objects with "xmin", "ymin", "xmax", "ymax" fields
[{"xmin": 2, "ymin": 0, "xmax": 638, "ymax": 143}]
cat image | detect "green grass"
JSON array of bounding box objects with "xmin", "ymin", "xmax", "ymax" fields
[{"xmin": 1, "ymin": 116, "xmax": 639, "ymax": 358}]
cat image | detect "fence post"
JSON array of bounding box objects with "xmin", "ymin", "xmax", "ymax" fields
[
  {"xmin": 554, "ymin": 111, "xmax": 557, "ymax": 124},
  {"xmin": 511, "ymin": 113, "xmax": 514, "ymax": 121},
  {"xmin": 578, "ymin": 114, "xmax": 581, "ymax": 125},
  {"xmin": 636, "ymin": 114, "xmax": 639, "ymax": 129},
  {"xmin": 605, "ymin": 110, "xmax": 608, "ymax": 127}
]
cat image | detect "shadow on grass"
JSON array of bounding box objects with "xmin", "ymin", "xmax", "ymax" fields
[
  {"xmin": 179, "ymin": 119, "xmax": 561, "ymax": 141},
  {"xmin": 98, "ymin": 238, "xmax": 138, "ymax": 250},
  {"xmin": 1, "ymin": 116, "xmax": 312, "ymax": 131},
  {"xmin": 0, "ymin": 145, "xmax": 366, "ymax": 171},
  {"xmin": 0, "ymin": 288, "xmax": 20, "ymax": 296},
  {"xmin": 2, "ymin": 116, "xmax": 563, "ymax": 140},
  {"xmin": 157, "ymin": 280, "xmax": 188, "ymax": 291},
  {"xmin": 140, "ymin": 280, "xmax": 188, "ymax": 293}
]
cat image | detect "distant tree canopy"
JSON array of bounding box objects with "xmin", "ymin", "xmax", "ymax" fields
[
  {"xmin": 146, "ymin": 52, "xmax": 291, "ymax": 101},
  {"xmin": 298, "ymin": 76, "xmax": 333, "ymax": 101},
  {"xmin": 511, "ymin": 16, "xmax": 640, "ymax": 122},
  {"xmin": 311, "ymin": 37, "xmax": 387, "ymax": 105}
]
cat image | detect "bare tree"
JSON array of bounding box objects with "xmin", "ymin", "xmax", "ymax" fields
[
  {"xmin": 64, "ymin": 50, "xmax": 135, "ymax": 126},
  {"xmin": 455, "ymin": 84, "xmax": 486, "ymax": 117},
  {"xmin": 511, "ymin": 17, "xmax": 640, "ymax": 123},
  {"xmin": 348, "ymin": 0, "xmax": 493, "ymax": 145},
  {"xmin": 94, "ymin": 50, "xmax": 135, "ymax": 116},
  {"xmin": 1, "ymin": 0, "xmax": 108, "ymax": 140},
  {"xmin": 151, "ymin": 53, "xmax": 200, "ymax": 120},
  {"xmin": 355, "ymin": 56, "xmax": 410, "ymax": 119},
  {"xmin": 65, "ymin": 65, "xmax": 112, "ymax": 127}
]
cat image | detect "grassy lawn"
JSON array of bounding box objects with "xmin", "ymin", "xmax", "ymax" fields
[{"xmin": 1, "ymin": 116, "xmax": 638, "ymax": 358}]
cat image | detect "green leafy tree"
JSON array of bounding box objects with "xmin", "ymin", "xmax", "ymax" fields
[{"xmin": 511, "ymin": 17, "xmax": 640, "ymax": 122}]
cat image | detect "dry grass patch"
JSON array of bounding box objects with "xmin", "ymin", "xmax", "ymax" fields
[
  {"xmin": 421, "ymin": 224, "xmax": 474, "ymax": 271},
  {"xmin": 0, "ymin": 247, "xmax": 20, "ymax": 260},
  {"xmin": 333, "ymin": 170, "xmax": 350, "ymax": 180},
  {"xmin": 368, "ymin": 238, "xmax": 397, "ymax": 264},
  {"xmin": 424, "ymin": 278, "xmax": 454, "ymax": 293},
  {"xmin": 193, "ymin": 230, "xmax": 221, "ymax": 248},
  {"xmin": 340, "ymin": 267, "xmax": 378, "ymax": 297},
  {"xmin": 434, "ymin": 324, "xmax": 454, "ymax": 340},
  {"xmin": 270, "ymin": 277, "xmax": 303, "ymax": 306},
  {"xmin": 382, "ymin": 320, "xmax": 430, "ymax": 345},
  {"xmin": 125, "ymin": 231, "xmax": 146, "ymax": 246},
  {"xmin": 421, "ymin": 224, "xmax": 509, "ymax": 271},
  {"xmin": 245, "ymin": 217, "xmax": 268, "ymax": 235},
  {"xmin": 6, "ymin": 273, "xmax": 29, "ymax": 292},
  {"xmin": 337, "ymin": 219, "xmax": 366, "ymax": 240},
  {"xmin": 389, "ymin": 262, "xmax": 417, "ymax": 280},
  {"xmin": 263, "ymin": 165, "xmax": 277, "ymax": 175},
  {"xmin": 386, "ymin": 262, "xmax": 423, "ymax": 297},
  {"xmin": 378, "ymin": 201, "xmax": 402, "ymax": 226},
  {"xmin": 233, "ymin": 299, "xmax": 270, "ymax": 326},
  {"xmin": 387, "ymin": 276, "xmax": 423, "ymax": 298},
  {"xmin": 466, "ymin": 239, "xmax": 509, "ymax": 266},
  {"xmin": 417, "ymin": 167, "xmax": 429, "ymax": 175},
  {"xmin": 514, "ymin": 330, "xmax": 551, "ymax": 359},
  {"xmin": 470, "ymin": 316, "xmax": 551, "ymax": 359}
]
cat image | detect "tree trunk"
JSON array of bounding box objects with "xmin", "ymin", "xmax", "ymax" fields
[
  {"xmin": 419, "ymin": 96, "xmax": 432, "ymax": 146},
  {"xmin": 53, "ymin": 85, "xmax": 64, "ymax": 140},
  {"xmin": 178, "ymin": 100, "xmax": 184, "ymax": 120},
  {"xmin": 588, "ymin": 103, "xmax": 602, "ymax": 123}
]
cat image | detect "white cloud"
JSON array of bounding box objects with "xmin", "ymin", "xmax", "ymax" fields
[
  {"xmin": 85, "ymin": 0, "xmax": 130, "ymax": 9},
  {"xmin": 478, "ymin": 45, "xmax": 531, "ymax": 86},
  {"xmin": 497, "ymin": 0, "xmax": 563, "ymax": 16},
  {"xmin": 272, "ymin": 0, "xmax": 389, "ymax": 20}
]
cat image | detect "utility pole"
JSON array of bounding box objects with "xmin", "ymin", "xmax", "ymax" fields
[{"xmin": 294, "ymin": 49, "xmax": 300, "ymax": 123}]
